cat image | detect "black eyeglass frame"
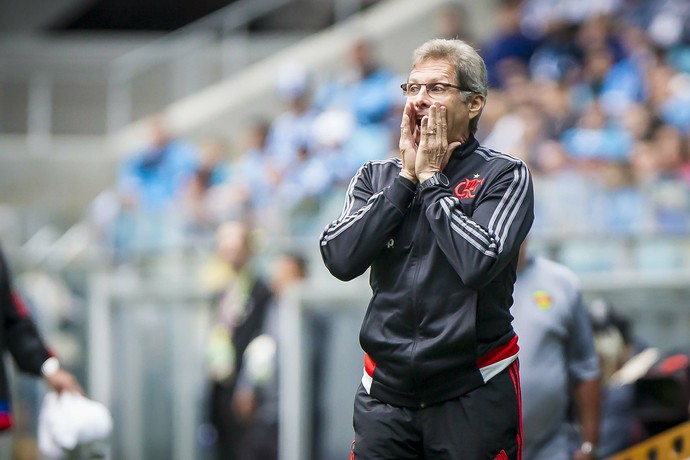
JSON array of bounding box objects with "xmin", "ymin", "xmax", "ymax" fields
[{"xmin": 400, "ymin": 82, "xmax": 471, "ymax": 96}]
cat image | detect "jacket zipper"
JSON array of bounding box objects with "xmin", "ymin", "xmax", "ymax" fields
[{"xmin": 409, "ymin": 191, "xmax": 425, "ymax": 406}]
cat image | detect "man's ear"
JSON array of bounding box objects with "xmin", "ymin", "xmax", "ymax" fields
[{"xmin": 468, "ymin": 94, "xmax": 485, "ymax": 121}]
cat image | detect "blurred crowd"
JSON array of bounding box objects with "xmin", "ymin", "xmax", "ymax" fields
[
  {"xmin": 90, "ymin": 37, "xmax": 403, "ymax": 260},
  {"xmin": 87, "ymin": 0, "xmax": 690, "ymax": 262},
  {"xmin": 478, "ymin": 0, "xmax": 690, "ymax": 238}
]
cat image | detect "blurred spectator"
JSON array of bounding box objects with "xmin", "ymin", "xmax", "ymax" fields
[
  {"xmin": 597, "ymin": 23, "xmax": 655, "ymax": 117},
  {"xmin": 86, "ymin": 188, "xmax": 123, "ymax": 257},
  {"xmin": 235, "ymin": 110, "xmax": 346, "ymax": 236},
  {"xmin": 528, "ymin": 21, "xmax": 583, "ymax": 85},
  {"xmin": 618, "ymin": 102, "xmax": 654, "ymax": 142},
  {"xmin": 265, "ymin": 62, "xmax": 319, "ymax": 181},
  {"xmin": 484, "ymin": 101, "xmax": 547, "ymax": 163},
  {"xmin": 316, "ymin": 38, "xmax": 399, "ymax": 163},
  {"xmin": 633, "ymin": 348, "xmax": 690, "ymax": 437},
  {"xmin": 311, "ymin": 109, "xmax": 356, "ymax": 185},
  {"xmin": 529, "ymin": 141, "xmax": 601, "ymax": 236},
  {"xmin": 233, "ymin": 119, "xmax": 282, "ymax": 215},
  {"xmin": 593, "ymin": 161, "xmax": 648, "ymax": 234},
  {"xmin": 631, "ymin": 124, "xmax": 690, "ymax": 233},
  {"xmin": 560, "ymin": 100, "xmax": 633, "ymax": 162},
  {"xmin": 656, "ymin": 66, "xmax": 690, "ymax": 134},
  {"xmin": 642, "ymin": 0, "xmax": 690, "ymax": 49},
  {"xmin": 113, "ymin": 115, "xmax": 199, "ymax": 256},
  {"xmin": 181, "ymin": 138, "xmax": 234, "ymax": 238},
  {"xmin": 520, "ymin": 0, "xmax": 620, "ymax": 39},
  {"xmin": 116, "ymin": 114, "xmax": 198, "ymax": 213},
  {"xmin": 651, "ymin": 123, "xmax": 688, "ymax": 180},
  {"xmin": 275, "ymin": 143, "xmax": 332, "ymax": 235},
  {"xmin": 201, "ymin": 221, "xmax": 273, "ymax": 460},
  {"xmin": 232, "ymin": 252, "xmax": 308, "ymax": 460},
  {"xmin": 569, "ymin": 45, "xmax": 617, "ymax": 113},
  {"xmin": 536, "ymin": 81, "xmax": 577, "ymax": 140},
  {"xmin": 588, "ymin": 299, "xmax": 648, "ymax": 456},
  {"xmin": 434, "ymin": 3, "xmax": 474, "ymax": 42},
  {"xmin": 512, "ymin": 240, "xmax": 601, "ymax": 459},
  {"xmin": 317, "ymin": 38, "xmax": 398, "ymax": 127},
  {"xmin": 474, "ymin": 87, "xmax": 511, "ymax": 141},
  {"xmin": 480, "ymin": 0, "xmax": 538, "ymax": 89},
  {"xmin": 575, "ymin": 15, "xmax": 624, "ymax": 60},
  {"xmin": 482, "ymin": 70, "xmax": 537, "ymax": 155}
]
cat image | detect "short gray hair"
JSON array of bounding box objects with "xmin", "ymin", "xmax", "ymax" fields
[{"xmin": 412, "ymin": 39, "xmax": 488, "ymax": 133}]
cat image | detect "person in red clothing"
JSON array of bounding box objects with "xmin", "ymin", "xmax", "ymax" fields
[{"xmin": 0, "ymin": 244, "xmax": 83, "ymax": 455}]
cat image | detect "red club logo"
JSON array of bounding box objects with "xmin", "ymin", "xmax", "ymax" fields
[{"xmin": 454, "ymin": 174, "xmax": 484, "ymax": 199}]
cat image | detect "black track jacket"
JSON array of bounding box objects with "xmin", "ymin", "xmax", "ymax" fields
[{"xmin": 320, "ymin": 137, "xmax": 534, "ymax": 408}]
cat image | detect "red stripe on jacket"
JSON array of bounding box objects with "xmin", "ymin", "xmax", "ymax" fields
[
  {"xmin": 10, "ymin": 291, "xmax": 30, "ymax": 318},
  {"xmin": 476, "ymin": 335, "xmax": 519, "ymax": 368},
  {"xmin": 364, "ymin": 353, "xmax": 376, "ymax": 377}
]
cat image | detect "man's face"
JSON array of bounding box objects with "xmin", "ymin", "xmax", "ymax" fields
[
  {"xmin": 406, "ymin": 58, "xmax": 483, "ymax": 143},
  {"xmin": 216, "ymin": 222, "xmax": 251, "ymax": 270}
]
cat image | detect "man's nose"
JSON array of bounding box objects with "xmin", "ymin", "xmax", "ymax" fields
[{"xmin": 410, "ymin": 89, "xmax": 432, "ymax": 107}]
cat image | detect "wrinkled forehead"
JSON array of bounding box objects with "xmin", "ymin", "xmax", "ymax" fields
[{"xmin": 409, "ymin": 58, "xmax": 456, "ymax": 83}]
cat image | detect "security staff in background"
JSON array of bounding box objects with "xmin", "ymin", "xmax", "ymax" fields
[{"xmin": 512, "ymin": 240, "xmax": 601, "ymax": 459}]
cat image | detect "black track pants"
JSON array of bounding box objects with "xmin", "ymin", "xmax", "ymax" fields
[{"xmin": 351, "ymin": 360, "xmax": 522, "ymax": 460}]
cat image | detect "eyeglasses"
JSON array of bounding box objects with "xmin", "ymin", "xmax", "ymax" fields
[{"xmin": 400, "ymin": 82, "xmax": 466, "ymax": 98}]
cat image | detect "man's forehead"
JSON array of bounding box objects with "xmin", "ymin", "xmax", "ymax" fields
[{"xmin": 409, "ymin": 59, "xmax": 455, "ymax": 80}]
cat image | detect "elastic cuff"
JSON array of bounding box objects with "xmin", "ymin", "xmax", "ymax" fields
[
  {"xmin": 41, "ymin": 357, "xmax": 60, "ymax": 377},
  {"xmin": 419, "ymin": 181, "xmax": 453, "ymax": 208},
  {"xmin": 384, "ymin": 176, "xmax": 417, "ymax": 213},
  {"xmin": 397, "ymin": 175, "xmax": 417, "ymax": 192}
]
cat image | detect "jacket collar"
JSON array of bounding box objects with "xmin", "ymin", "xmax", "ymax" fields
[{"xmin": 448, "ymin": 135, "xmax": 479, "ymax": 165}]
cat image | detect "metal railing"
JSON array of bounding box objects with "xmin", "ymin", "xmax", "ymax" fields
[
  {"xmin": 106, "ymin": 0, "xmax": 294, "ymax": 132},
  {"xmin": 0, "ymin": 0, "xmax": 376, "ymax": 142}
]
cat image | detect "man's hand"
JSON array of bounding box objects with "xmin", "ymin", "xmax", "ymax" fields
[
  {"xmin": 399, "ymin": 102, "xmax": 419, "ymax": 183},
  {"xmin": 45, "ymin": 369, "xmax": 84, "ymax": 395},
  {"xmin": 573, "ymin": 447, "xmax": 596, "ymax": 460},
  {"xmin": 416, "ymin": 104, "xmax": 460, "ymax": 183}
]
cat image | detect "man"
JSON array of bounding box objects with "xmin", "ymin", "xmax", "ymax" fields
[
  {"xmin": 204, "ymin": 220, "xmax": 273, "ymax": 460},
  {"xmin": 512, "ymin": 241, "xmax": 601, "ymax": 459},
  {"xmin": 0, "ymin": 244, "xmax": 83, "ymax": 455},
  {"xmin": 117, "ymin": 114, "xmax": 198, "ymax": 213},
  {"xmin": 319, "ymin": 38, "xmax": 534, "ymax": 460},
  {"xmin": 589, "ymin": 299, "xmax": 644, "ymax": 456},
  {"xmin": 232, "ymin": 252, "xmax": 309, "ymax": 460},
  {"xmin": 113, "ymin": 114, "xmax": 199, "ymax": 257}
]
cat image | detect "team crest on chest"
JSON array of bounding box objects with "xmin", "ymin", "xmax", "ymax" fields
[{"xmin": 454, "ymin": 174, "xmax": 484, "ymax": 199}]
